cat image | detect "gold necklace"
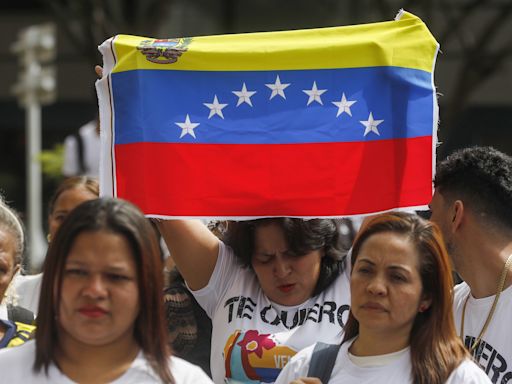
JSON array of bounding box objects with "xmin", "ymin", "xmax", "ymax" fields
[{"xmin": 460, "ymin": 253, "xmax": 512, "ymax": 352}]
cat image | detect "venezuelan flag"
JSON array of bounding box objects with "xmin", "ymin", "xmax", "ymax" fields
[{"xmin": 96, "ymin": 10, "xmax": 439, "ymax": 218}]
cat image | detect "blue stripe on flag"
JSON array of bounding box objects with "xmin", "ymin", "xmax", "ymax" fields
[{"xmin": 112, "ymin": 66, "xmax": 434, "ymax": 145}]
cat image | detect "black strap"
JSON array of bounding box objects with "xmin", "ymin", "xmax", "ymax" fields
[
  {"xmin": 7, "ymin": 305, "xmax": 35, "ymax": 325},
  {"xmin": 307, "ymin": 342, "xmax": 342, "ymax": 383},
  {"xmin": 74, "ymin": 132, "xmax": 86, "ymax": 174}
]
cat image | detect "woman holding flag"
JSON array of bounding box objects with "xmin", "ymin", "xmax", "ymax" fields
[{"xmin": 157, "ymin": 217, "xmax": 350, "ymax": 383}]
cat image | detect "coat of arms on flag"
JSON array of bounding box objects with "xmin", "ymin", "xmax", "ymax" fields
[{"xmin": 96, "ymin": 10, "xmax": 439, "ymax": 219}]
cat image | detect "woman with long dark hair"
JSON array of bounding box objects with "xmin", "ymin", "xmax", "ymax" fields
[
  {"xmin": 0, "ymin": 198, "xmax": 212, "ymax": 383},
  {"xmin": 276, "ymin": 212, "xmax": 490, "ymax": 384}
]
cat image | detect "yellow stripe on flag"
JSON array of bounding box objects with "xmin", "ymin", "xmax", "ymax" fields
[{"xmin": 110, "ymin": 11, "xmax": 438, "ymax": 74}]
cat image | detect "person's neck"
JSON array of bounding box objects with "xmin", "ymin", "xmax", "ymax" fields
[
  {"xmin": 349, "ymin": 328, "xmax": 409, "ymax": 356},
  {"xmin": 56, "ymin": 333, "xmax": 140, "ymax": 384},
  {"xmin": 457, "ymin": 237, "xmax": 512, "ymax": 299}
]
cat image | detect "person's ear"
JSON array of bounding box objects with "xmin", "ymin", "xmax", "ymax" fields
[
  {"xmin": 451, "ymin": 200, "xmax": 464, "ymax": 232},
  {"xmin": 418, "ymin": 295, "xmax": 432, "ymax": 313},
  {"xmin": 12, "ymin": 264, "xmax": 21, "ymax": 277}
]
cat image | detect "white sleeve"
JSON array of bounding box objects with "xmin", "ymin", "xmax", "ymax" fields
[
  {"xmin": 189, "ymin": 241, "xmax": 241, "ymax": 318},
  {"xmin": 445, "ymin": 360, "xmax": 492, "ymax": 384},
  {"xmin": 274, "ymin": 345, "xmax": 314, "ymax": 384},
  {"xmin": 62, "ymin": 135, "xmax": 79, "ymax": 176}
]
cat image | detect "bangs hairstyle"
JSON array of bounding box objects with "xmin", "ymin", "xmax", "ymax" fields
[
  {"xmin": 224, "ymin": 218, "xmax": 346, "ymax": 295},
  {"xmin": 342, "ymin": 212, "xmax": 469, "ymax": 384},
  {"xmin": 48, "ymin": 176, "xmax": 99, "ymax": 215},
  {"xmin": 34, "ymin": 198, "xmax": 173, "ymax": 383}
]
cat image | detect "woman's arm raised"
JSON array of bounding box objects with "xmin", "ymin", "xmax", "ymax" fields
[{"xmin": 156, "ymin": 220, "xmax": 220, "ymax": 290}]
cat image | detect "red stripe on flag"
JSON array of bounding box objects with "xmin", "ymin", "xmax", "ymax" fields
[{"xmin": 114, "ymin": 136, "xmax": 433, "ymax": 217}]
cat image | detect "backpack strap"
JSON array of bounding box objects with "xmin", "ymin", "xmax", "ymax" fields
[
  {"xmin": 7, "ymin": 304, "xmax": 35, "ymax": 325},
  {"xmin": 74, "ymin": 132, "xmax": 86, "ymax": 174},
  {"xmin": 307, "ymin": 342, "xmax": 342, "ymax": 383}
]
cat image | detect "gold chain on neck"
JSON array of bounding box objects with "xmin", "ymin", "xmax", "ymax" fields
[{"xmin": 460, "ymin": 253, "xmax": 512, "ymax": 352}]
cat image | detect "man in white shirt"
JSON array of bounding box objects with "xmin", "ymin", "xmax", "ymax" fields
[
  {"xmin": 429, "ymin": 146, "xmax": 512, "ymax": 384},
  {"xmin": 62, "ymin": 119, "xmax": 100, "ymax": 177}
]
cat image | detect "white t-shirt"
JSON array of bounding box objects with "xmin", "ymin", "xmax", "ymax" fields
[
  {"xmin": 275, "ymin": 339, "xmax": 492, "ymax": 384},
  {"xmin": 12, "ymin": 273, "xmax": 42, "ymax": 314},
  {"xmin": 453, "ymin": 282, "xmax": 512, "ymax": 383},
  {"xmin": 0, "ymin": 340, "xmax": 213, "ymax": 383},
  {"xmin": 62, "ymin": 120, "xmax": 100, "ymax": 177},
  {"xmin": 0, "ymin": 302, "xmax": 8, "ymax": 319},
  {"xmin": 192, "ymin": 242, "xmax": 351, "ymax": 384}
]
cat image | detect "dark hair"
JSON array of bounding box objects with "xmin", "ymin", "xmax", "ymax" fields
[
  {"xmin": 35, "ymin": 198, "xmax": 173, "ymax": 383},
  {"xmin": 224, "ymin": 218, "xmax": 346, "ymax": 295},
  {"xmin": 342, "ymin": 212, "xmax": 469, "ymax": 384},
  {"xmin": 48, "ymin": 176, "xmax": 99, "ymax": 215},
  {"xmin": 434, "ymin": 146, "xmax": 512, "ymax": 229}
]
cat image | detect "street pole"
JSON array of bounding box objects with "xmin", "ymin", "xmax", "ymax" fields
[
  {"xmin": 26, "ymin": 80, "xmax": 46, "ymax": 272},
  {"xmin": 11, "ymin": 24, "xmax": 56, "ymax": 272}
]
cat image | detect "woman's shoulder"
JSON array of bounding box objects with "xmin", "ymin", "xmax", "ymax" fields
[
  {"xmin": 0, "ymin": 338, "xmax": 35, "ymax": 359},
  {"xmin": 121, "ymin": 353, "xmax": 213, "ymax": 383},
  {"xmin": 446, "ymin": 359, "xmax": 492, "ymax": 384},
  {"xmin": 274, "ymin": 343, "xmax": 316, "ymax": 384},
  {"xmin": 169, "ymin": 356, "xmax": 214, "ymax": 383},
  {"xmin": 0, "ymin": 341, "xmax": 42, "ymax": 382}
]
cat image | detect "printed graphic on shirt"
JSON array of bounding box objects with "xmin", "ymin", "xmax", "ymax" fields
[
  {"xmin": 224, "ymin": 295, "xmax": 350, "ymax": 329},
  {"xmin": 224, "ymin": 330, "xmax": 296, "ymax": 383},
  {"xmin": 464, "ymin": 336, "xmax": 511, "ymax": 384}
]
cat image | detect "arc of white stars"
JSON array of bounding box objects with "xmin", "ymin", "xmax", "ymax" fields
[
  {"xmin": 175, "ymin": 114, "xmax": 200, "ymax": 139},
  {"xmin": 265, "ymin": 75, "xmax": 290, "ymax": 100},
  {"xmin": 232, "ymin": 83, "xmax": 257, "ymax": 107},
  {"xmin": 203, "ymin": 95, "xmax": 228, "ymax": 119},
  {"xmin": 332, "ymin": 93, "xmax": 357, "ymax": 117},
  {"xmin": 360, "ymin": 112, "xmax": 384, "ymax": 136},
  {"xmin": 303, "ymin": 81, "xmax": 327, "ymax": 105}
]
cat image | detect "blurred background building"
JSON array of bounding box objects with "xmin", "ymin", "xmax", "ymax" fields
[{"xmin": 1, "ymin": 0, "xmax": 511, "ymax": 266}]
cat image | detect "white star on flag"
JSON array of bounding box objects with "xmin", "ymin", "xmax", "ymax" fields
[
  {"xmin": 265, "ymin": 75, "xmax": 290, "ymax": 100},
  {"xmin": 233, "ymin": 83, "xmax": 257, "ymax": 107},
  {"xmin": 175, "ymin": 114, "xmax": 200, "ymax": 138},
  {"xmin": 332, "ymin": 93, "xmax": 357, "ymax": 117},
  {"xmin": 203, "ymin": 95, "xmax": 228, "ymax": 119},
  {"xmin": 360, "ymin": 112, "xmax": 384, "ymax": 136},
  {"xmin": 303, "ymin": 81, "xmax": 327, "ymax": 105}
]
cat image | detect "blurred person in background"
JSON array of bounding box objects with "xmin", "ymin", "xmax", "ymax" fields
[
  {"xmin": 162, "ymin": 220, "xmax": 228, "ymax": 378},
  {"xmin": 14, "ymin": 176, "xmax": 99, "ymax": 314},
  {"xmin": 62, "ymin": 118, "xmax": 100, "ymax": 177},
  {"xmin": 0, "ymin": 196, "xmax": 35, "ymax": 348}
]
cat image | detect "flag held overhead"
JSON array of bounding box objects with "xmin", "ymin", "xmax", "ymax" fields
[{"xmin": 96, "ymin": 10, "xmax": 439, "ymax": 219}]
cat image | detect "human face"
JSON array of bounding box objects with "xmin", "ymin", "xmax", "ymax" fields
[
  {"xmin": 48, "ymin": 188, "xmax": 97, "ymax": 240},
  {"xmin": 0, "ymin": 228, "xmax": 20, "ymax": 303},
  {"xmin": 251, "ymin": 223, "xmax": 323, "ymax": 306},
  {"xmin": 58, "ymin": 231, "xmax": 140, "ymax": 348},
  {"xmin": 429, "ymin": 190, "xmax": 457, "ymax": 261},
  {"xmin": 350, "ymin": 232, "xmax": 430, "ymax": 339}
]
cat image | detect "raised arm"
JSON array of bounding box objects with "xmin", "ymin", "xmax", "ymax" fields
[{"xmin": 156, "ymin": 220, "xmax": 220, "ymax": 290}]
